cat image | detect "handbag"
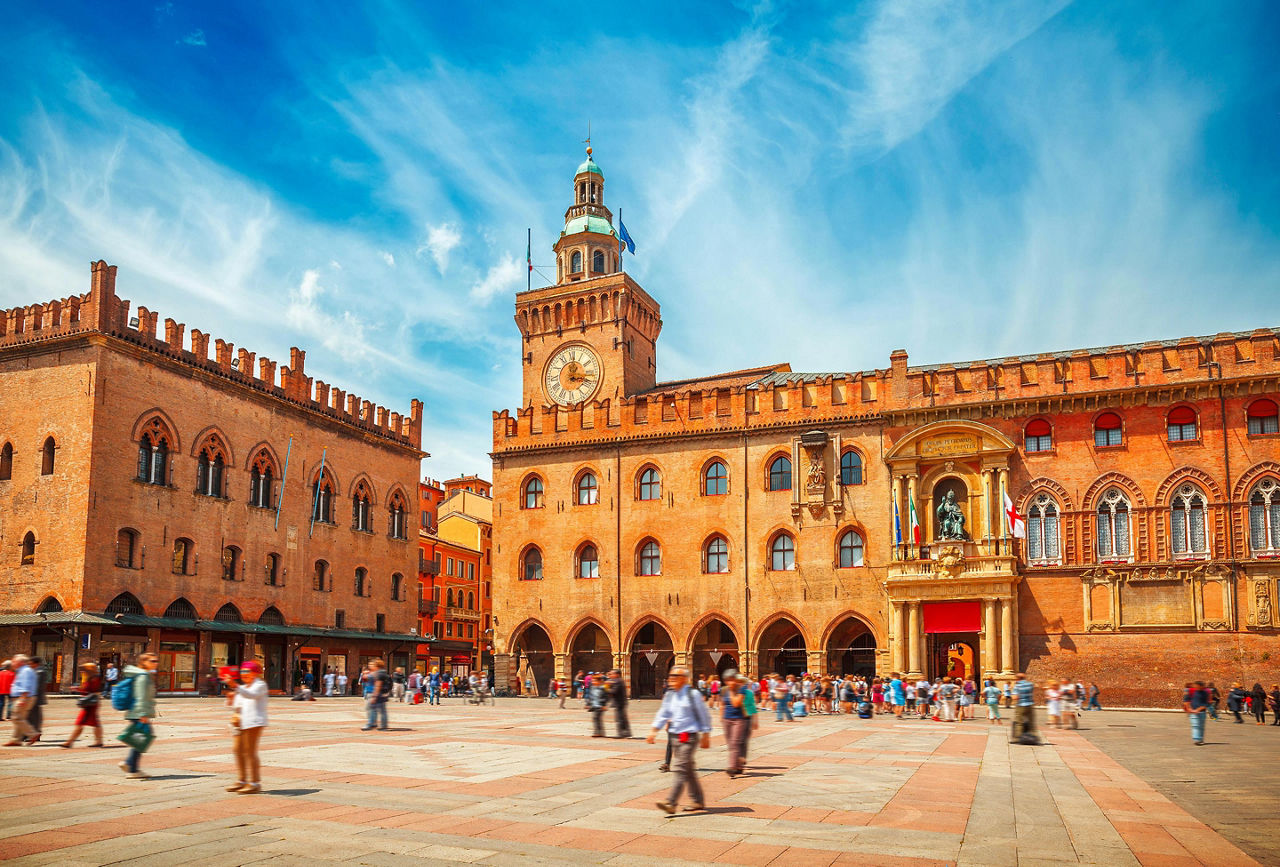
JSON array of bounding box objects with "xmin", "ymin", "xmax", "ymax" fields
[
  {"xmin": 117, "ymin": 721, "xmax": 155, "ymax": 753},
  {"xmin": 76, "ymin": 693, "xmax": 100, "ymax": 709}
]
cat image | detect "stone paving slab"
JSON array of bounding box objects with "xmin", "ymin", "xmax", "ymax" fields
[{"xmin": 0, "ymin": 697, "xmax": 1266, "ymax": 865}]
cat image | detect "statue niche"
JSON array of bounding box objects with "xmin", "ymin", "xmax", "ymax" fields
[{"xmin": 934, "ymin": 481, "xmax": 970, "ymax": 541}]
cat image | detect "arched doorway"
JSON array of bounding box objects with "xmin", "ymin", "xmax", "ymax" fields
[
  {"xmin": 629, "ymin": 621, "xmax": 673, "ymax": 698},
  {"xmin": 825, "ymin": 617, "xmax": 877, "ymax": 678},
  {"xmin": 757, "ymin": 618, "xmax": 807, "ymax": 678},
  {"xmin": 689, "ymin": 617, "xmax": 739, "ymax": 682},
  {"xmin": 511, "ymin": 623, "xmax": 554, "ymax": 696},
  {"xmin": 569, "ymin": 622, "xmax": 613, "ymax": 680}
]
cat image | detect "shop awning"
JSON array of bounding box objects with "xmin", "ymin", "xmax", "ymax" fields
[{"xmin": 922, "ymin": 601, "xmax": 981, "ymax": 633}]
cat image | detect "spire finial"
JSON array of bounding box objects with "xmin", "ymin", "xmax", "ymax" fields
[{"xmin": 583, "ymin": 120, "xmax": 592, "ymax": 157}]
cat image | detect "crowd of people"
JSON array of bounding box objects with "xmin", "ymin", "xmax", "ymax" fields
[{"xmin": 1182, "ymin": 681, "xmax": 1280, "ymax": 744}]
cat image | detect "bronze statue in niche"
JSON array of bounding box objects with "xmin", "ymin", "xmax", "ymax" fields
[{"xmin": 936, "ymin": 488, "xmax": 969, "ymax": 540}]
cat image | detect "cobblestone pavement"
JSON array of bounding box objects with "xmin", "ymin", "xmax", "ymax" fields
[{"xmin": 0, "ymin": 697, "xmax": 1263, "ymax": 866}]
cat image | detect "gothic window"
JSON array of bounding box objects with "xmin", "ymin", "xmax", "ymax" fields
[
  {"xmin": 769, "ymin": 532, "xmax": 796, "ymax": 571},
  {"xmin": 311, "ymin": 469, "xmax": 335, "ymax": 523},
  {"xmin": 354, "ymin": 567, "xmax": 368, "ymax": 597},
  {"xmin": 265, "ymin": 553, "xmax": 281, "ymax": 586},
  {"xmin": 704, "ymin": 535, "xmax": 729, "ymax": 573},
  {"xmin": 638, "ymin": 539, "xmax": 662, "ymax": 576},
  {"xmin": 391, "ymin": 572, "xmax": 404, "ymax": 601},
  {"xmin": 164, "ymin": 598, "xmax": 196, "ymax": 620},
  {"xmin": 703, "ymin": 460, "xmax": 728, "ymax": 496},
  {"xmin": 214, "ymin": 603, "xmax": 242, "ymax": 623},
  {"xmin": 637, "ymin": 467, "xmax": 661, "ymax": 501},
  {"xmin": 20, "ymin": 531, "xmax": 35, "ymax": 565},
  {"xmin": 221, "ymin": 545, "xmax": 241, "ymax": 581},
  {"xmin": 249, "ymin": 450, "xmax": 276, "ymax": 508},
  {"xmin": 1167, "ymin": 406, "xmax": 1198, "ymax": 442},
  {"xmin": 1095, "ymin": 488, "xmax": 1132, "ymax": 561},
  {"xmin": 137, "ymin": 429, "xmax": 170, "ymax": 486},
  {"xmin": 570, "ymin": 251, "xmax": 583, "ymax": 274},
  {"xmin": 1026, "ymin": 494, "xmax": 1061, "ymax": 563},
  {"xmin": 116, "ymin": 528, "xmax": 139, "ymax": 568},
  {"xmin": 195, "ymin": 435, "xmax": 228, "ymax": 497},
  {"xmin": 388, "ymin": 492, "xmax": 408, "ymax": 539},
  {"xmin": 592, "ymin": 250, "xmax": 605, "ymax": 273},
  {"xmin": 352, "ymin": 481, "xmax": 373, "ymax": 532},
  {"xmin": 0, "ymin": 442, "xmax": 12, "ymax": 480},
  {"xmin": 1249, "ymin": 479, "xmax": 1280, "ymax": 554},
  {"xmin": 467, "ymin": 591, "xmax": 475, "ymax": 609},
  {"xmin": 577, "ymin": 543, "xmax": 599, "ymax": 578},
  {"xmin": 837, "ymin": 529, "xmax": 864, "ymax": 568},
  {"xmin": 106, "ymin": 593, "xmax": 144, "ymax": 616},
  {"xmin": 313, "ymin": 560, "xmax": 329, "ymax": 591},
  {"xmin": 1094, "ymin": 412, "xmax": 1123, "ymax": 448},
  {"xmin": 1170, "ymin": 484, "xmax": 1208, "ymax": 556},
  {"xmin": 839, "ymin": 451, "xmax": 863, "ymax": 486},
  {"xmin": 1247, "ymin": 399, "xmax": 1279, "ymax": 436},
  {"xmin": 576, "ymin": 471, "xmax": 599, "ymax": 505},
  {"xmin": 259, "ymin": 606, "xmax": 284, "ymax": 626},
  {"xmin": 1025, "ymin": 419, "xmax": 1053, "ymax": 453},
  {"xmin": 768, "ymin": 455, "xmax": 792, "ymax": 491},
  {"xmin": 522, "ymin": 547, "xmax": 543, "ymax": 581},
  {"xmin": 522, "ymin": 476, "xmax": 544, "ymax": 509},
  {"xmin": 41, "ymin": 436, "xmax": 55, "ymax": 476},
  {"xmin": 172, "ymin": 538, "xmax": 193, "ymax": 574}
]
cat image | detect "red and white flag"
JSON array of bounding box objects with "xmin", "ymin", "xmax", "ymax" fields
[{"xmin": 1003, "ymin": 489, "xmax": 1026, "ymax": 539}]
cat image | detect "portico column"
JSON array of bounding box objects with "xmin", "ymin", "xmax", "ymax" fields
[
  {"xmin": 1000, "ymin": 598, "xmax": 1015, "ymax": 675},
  {"xmin": 906, "ymin": 474, "xmax": 919, "ymax": 558},
  {"xmin": 982, "ymin": 599, "xmax": 998, "ymax": 677},
  {"xmin": 891, "ymin": 602, "xmax": 906, "ymax": 673},
  {"xmin": 907, "ymin": 602, "xmax": 923, "ymax": 679}
]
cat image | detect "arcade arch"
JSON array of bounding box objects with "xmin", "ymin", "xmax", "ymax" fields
[
  {"xmin": 628, "ymin": 619, "xmax": 674, "ymax": 698},
  {"xmin": 510, "ymin": 621, "xmax": 554, "ymax": 696}
]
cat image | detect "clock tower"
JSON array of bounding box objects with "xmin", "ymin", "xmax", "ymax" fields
[{"xmin": 516, "ymin": 147, "xmax": 662, "ymax": 408}]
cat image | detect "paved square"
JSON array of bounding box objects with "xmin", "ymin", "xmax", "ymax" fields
[{"xmin": 0, "ymin": 697, "xmax": 1269, "ymax": 865}]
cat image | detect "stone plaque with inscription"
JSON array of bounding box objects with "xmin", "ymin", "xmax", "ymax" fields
[
  {"xmin": 1120, "ymin": 580, "xmax": 1192, "ymax": 627},
  {"xmin": 919, "ymin": 435, "xmax": 978, "ymax": 458}
]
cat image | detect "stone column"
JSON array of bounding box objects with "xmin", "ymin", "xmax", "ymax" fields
[
  {"xmin": 741, "ymin": 650, "xmax": 758, "ymax": 680},
  {"xmin": 807, "ymin": 650, "xmax": 825, "ymax": 677},
  {"xmin": 982, "ymin": 470, "xmax": 994, "ymax": 552},
  {"xmin": 553, "ymin": 652, "xmax": 569, "ymax": 682},
  {"xmin": 997, "ymin": 468, "xmax": 1010, "ymax": 550},
  {"xmin": 1000, "ymin": 597, "xmax": 1015, "ymax": 675},
  {"xmin": 907, "ymin": 602, "xmax": 923, "ymax": 679},
  {"xmin": 906, "ymin": 474, "xmax": 919, "ymax": 558},
  {"xmin": 890, "ymin": 602, "xmax": 905, "ymax": 673},
  {"xmin": 982, "ymin": 599, "xmax": 998, "ymax": 677}
]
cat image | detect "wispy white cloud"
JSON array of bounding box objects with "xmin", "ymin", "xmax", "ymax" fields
[
  {"xmin": 181, "ymin": 29, "xmax": 206, "ymax": 47},
  {"xmin": 378, "ymin": 250, "xmax": 395, "ymax": 267},
  {"xmin": 418, "ymin": 222, "xmax": 460, "ymax": 273},
  {"xmin": 471, "ymin": 253, "xmax": 522, "ymax": 303}
]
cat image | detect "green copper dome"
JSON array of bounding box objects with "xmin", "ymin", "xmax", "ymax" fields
[
  {"xmin": 576, "ymin": 156, "xmax": 604, "ymax": 177},
  {"xmin": 562, "ymin": 215, "xmax": 617, "ymax": 237}
]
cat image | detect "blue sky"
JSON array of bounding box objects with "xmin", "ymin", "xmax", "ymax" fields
[{"xmin": 3, "ymin": 1, "xmax": 1279, "ymax": 474}]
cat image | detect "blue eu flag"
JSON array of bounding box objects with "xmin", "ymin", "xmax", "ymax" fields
[{"xmin": 618, "ymin": 219, "xmax": 636, "ymax": 255}]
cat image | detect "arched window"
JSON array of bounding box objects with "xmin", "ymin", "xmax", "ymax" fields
[
  {"xmin": 638, "ymin": 539, "xmax": 662, "ymax": 576},
  {"xmin": 311, "ymin": 469, "xmax": 335, "ymax": 523},
  {"xmin": 41, "ymin": 436, "xmax": 55, "ymax": 476},
  {"xmin": 20, "ymin": 531, "xmax": 35, "ymax": 565},
  {"xmin": 1248, "ymin": 479, "xmax": 1280, "ymax": 554},
  {"xmin": 1094, "ymin": 412, "xmax": 1123, "ymax": 448},
  {"xmin": 1170, "ymin": 484, "xmax": 1208, "ymax": 556},
  {"xmin": 164, "ymin": 597, "xmax": 196, "ymax": 620},
  {"xmin": 171, "ymin": 538, "xmax": 193, "ymax": 575},
  {"xmin": 354, "ymin": 567, "xmax": 368, "ymax": 597},
  {"xmin": 196, "ymin": 435, "xmax": 227, "ymax": 497},
  {"xmin": 249, "ymin": 450, "xmax": 275, "ymax": 508},
  {"xmin": 839, "ymin": 451, "xmax": 863, "ymax": 486},
  {"xmin": 570, "ymin": 251, "xmax": 583, "ymax": 273},
  {"xmin": 592, "ymin": 250, "xmax": 605, "ymax": 273},
  {"xmin": 106, "ymin": 592, "xmax": 144, "ymax": 616},
  {"xmin": 577, "ymin": 543, "xmax": 600, "ymax": 578},
  {"xmin": 769, "ymin": 532, "xmax": 795, "ymax": 571},
  {"xmin": 37, "ymin": 596, "xmax": 63, "ymax": 613},
  {"xmin": 522, "ymin": 476, "xmax": 544, "ymax": 509},
  {"xmin": 576, "ymin": 471, "xmax": 599, "ymax": 505},
  {"xmin": 467, "ymin": 591, "xmax": 475, "ymax": 609},
  {"xmin": 214, "ymin": 603, "xmax": 242, "ymax": 623},
  {"xmin": 1167, "ymin": 406, "xmax": 1198, "ymax": 442},
  {"xmin": 116, "ymin": 528, "xmax": 139, "ymax": 568},
  {"xmin": 638, "ymin": 467, "xmax": 661, "ymax": 501},
  {"xmin": 0, "ymin": 442, "xmax": 12, "ymax": 481},
  {"xmin": 221, "ymin": 545, "xmax": 241, "ymax": 581},
  {"xmin": 837, "ymin": 529, "xmax": 864, "ymax": 567},
  {"xmin": 522, "ymin": 547, "xmax": 543, "ymax": 581},
  {"xmin": 265, "ymin": 553, "xmax": 281, "ymax": 586},
  {"xmin": 391, "ymin": 572, "xmax": 404, "ymax": 601},
  {"xmin": 704, "ymin": 461, "xmax": 728, "ymax": 496},
  {"xmin": 388, "ymin": 492, "xmax": 408, "ymax": 539},
  {"xmin": 704, "ymin": 535, "xmax": 729, "ymax": 573},
  {"xmin": 767, "ymin": 455, "xmax": 792, "ymax": 491},
  {"xmin": 352, "ymin": 481, "xmax": 373, "ymax": 531},
  {"xmin": 137, "ymin": 432, "xmax": 169, "ymax": 485},
  {"xmin": 1247, "ymin": 399, "xmax": 1279, "ymax": 436},
  {"xmin": 447, "ymin": 588, "xmax": 455, "ymax": 606},
  {"xmin": 259, "ymin": 606, "xmax": 284, "ymax": 626},
  {"xmin": 1095, "ymin": 488, "xmax": 1132, "ymax": 560},
  {"xmin": 1026, "ymin": 494, "xmax": 1060, "ymax": 563},
  {"xmin": 313, "ymin": 560, "xmax": 329, "ymax": 591},
  {"xmin": 1025, "ymin": 419, "xmax": 1053, "ymax": 453}
]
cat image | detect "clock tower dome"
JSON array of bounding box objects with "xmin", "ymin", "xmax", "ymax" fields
[{"xmin": 516, "ymin": 148, "xmax": 661, "ymax": 408}]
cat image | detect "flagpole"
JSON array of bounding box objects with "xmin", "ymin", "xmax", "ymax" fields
[
  {"xmin": 618, "ymin": 208, "xmax": 623, "ymax": 274},
  {"xmin": 527, "ymin": 228, "xmax": 531, "ymax": 291}
]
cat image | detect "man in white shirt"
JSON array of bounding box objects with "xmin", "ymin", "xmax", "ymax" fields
[
  {"xmin": 647, "ymin": 666, "xmax": 712, "ymax": 814},
  {"xmin": 323, "ymin": 670, "xmax": 336, "ymax": 696}
]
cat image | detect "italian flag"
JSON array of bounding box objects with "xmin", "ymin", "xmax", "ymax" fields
[{"xmin": 908, "ymin": 494, "xmax": 921, "ymax": 545}]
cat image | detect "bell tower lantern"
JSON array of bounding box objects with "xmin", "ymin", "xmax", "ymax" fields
[{"xmin": 554, "ymin": 147, "xmax": 621, "ymax": 284}]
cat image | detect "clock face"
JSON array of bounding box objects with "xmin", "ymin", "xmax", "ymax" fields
[{"xmin": 544, "ymin": 344, "xmax": 601, "ymax": 406}]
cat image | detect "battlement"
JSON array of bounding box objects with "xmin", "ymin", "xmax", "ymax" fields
[
  {"xmin": 1, "ymin": 261, "xmax": 424, "ymax": 451},
  {"xmin": 493, "ymin": 327, "xmax": 1280, "ymax": 451}
]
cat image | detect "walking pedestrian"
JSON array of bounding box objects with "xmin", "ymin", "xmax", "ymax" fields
[
  {"xmin": 104, "ymin": 662, "xmax": 119, "ymax": 698},
  {"xmin": 1206, "ymin": 682, "xmax": 1219, "ymax": 720},
  {"xmin": 392, "ymin": 667, "xmax": 407, "ymax": 703},
  {"xmin": 336, "ymin": 670, "xmax": 349, "ymax": 696},
  {"xmin": 585, "ymin": 674, "xmax": 608, "ymax": 737},
  {"xmin": 323, "ymin": 669, "xmax": 336, "ymax": 696},
  {"xmin": 223, "ymin": 661, "xmax": 269, "ymax": 793},
  {"xmin": 983, "ymin": 679, "xmax": 1003, "ymax": 724},
  {"xmin": 721, "ymin": 670, "xmax": 750, "ymax": 776},
  {"xmin": 606, "ymin": 669, "xmax": 631, "ymax": 738},
  {"xmin": 4, "ymin": 656, "xmax": 39, "ymax": 745},
  {"xmin": 648, "ymin": 667, "xmax": 712, "ymax": 814},
  {"xmin": 427, "ymin": 667, "xmax": 441, "ymax": 705},
  {"xmin": 1183, "ymin": 681, "xmax": 1209, "ymax": 745},
  {"xmin": 1086, "ymin": 682, "xmax": 1102, "ymax": 711},
  {"xmin": 117, "ymin": 653, "xmax": 158, "ymax": 778},
  {"xmin": 1046, "ymin": 680, "xmax": 1062, "ymax": 729},
  {"xmin": 1227, "ymin": 683, "xmax": 1247, "ymax": 723},
  {"xmin": 558, "ymin": 676, "xmax": 568, "ymax": 709},
  {"xmin": 890, "ymin": 673, "xmax": 906, "ymax": 719},
  {"xmin": 27, "ymin": 657, "xmax": 48, "ymax": 739},
  {"xmin": 0, "ymin": 660, "xmax": 12, "ymax": 721},
  {"xmin": 362, "ymin": 659, "xmax": 391, "ymax": 731},
  {"xmin": 1010, "ymin": 672, "xmax": 1038, "ymax": 745},
  {"xmin": 1250, "ymin": 683, "xmax": 1268, "ymax": 725},
  {"xmin": 770, "ymin": 675, "xmax": 793, "ymax": 722},
  {"xmin": 61, "ymin": 663, "xmax": 104, "ymax": 748},
  {"xmin": 1269, "ymin": 684, "xmax": 1280, "ymax": 726}
]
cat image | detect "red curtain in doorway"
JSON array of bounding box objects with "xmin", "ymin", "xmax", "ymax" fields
[{"xmin": 923, "ymin": 601, "xmax": 980, "ymax": 633}]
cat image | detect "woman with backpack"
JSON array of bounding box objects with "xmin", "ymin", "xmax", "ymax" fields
[
  {"xmin": 116, "ymin": 653, "xmax": 158, "ymax": 779},
  {"xmin": 60, "ymin": 662, "xmax": 104, "ymax": 748},
  {"xmin": 222, "ymin": 660, "xmax": 269, "ymax": 793}
]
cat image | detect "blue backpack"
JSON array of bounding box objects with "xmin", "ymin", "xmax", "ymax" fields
[{"xmin": 111, "ymin": 676, "xmax": 136, "ymax": 711}]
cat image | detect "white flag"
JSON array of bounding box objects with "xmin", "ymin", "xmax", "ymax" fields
[{"xmin": 1003, "ymin": 489, "xmax": 1026, "ymax": 539}]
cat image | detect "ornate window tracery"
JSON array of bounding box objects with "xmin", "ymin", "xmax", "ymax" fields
[
  {"xmin": 1027, "ymin": 494, "xmax": 1061, "ymax": 563},
  {"xmin": 1096, "ymin": 488, "xmax": 1132, "ymax": 561},
  {"xmin": 1249, "ymin": 479, "xmax": 1280, "ymax": 554}
]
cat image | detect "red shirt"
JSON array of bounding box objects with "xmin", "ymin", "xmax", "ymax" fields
[{"xmin": 0, "ymin": 669, "xmax": 14, "ymax": 695}]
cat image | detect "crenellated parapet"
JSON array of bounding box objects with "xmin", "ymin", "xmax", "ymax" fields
[{"xmin": 1, "ymin": 260, "xmax": 424, "ymax": 451}]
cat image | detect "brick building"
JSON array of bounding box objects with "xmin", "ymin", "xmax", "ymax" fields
[
  {"xmin": 490, "ymin": 150, "xmax": 1280, "ymax": 705},
  {"xmin": 0, "ymin": 261, "xmax": 427, "ymax": 693}
]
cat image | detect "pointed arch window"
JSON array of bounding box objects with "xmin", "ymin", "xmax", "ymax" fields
[
  {"xmin": 1248, "ymin": 399, "xmax": 1279, "ymax": 436},
  {"xmin": 164, "ymin": 598, "xmax": 197, "ymax": 620},
  {"xmin": 638, "ymin": 539, "xmax": 662, "ymax": 576},
  {"xmin": 1170, "ymin": 484, "xmax": 1208, "ymax": 556},
  {"xmin": 522, "ymin": 476, "xmax": 544, "ymax": 509},
  {"xmin": 769, "ymin": 532, "xmax": 796, "ymax": 571},
  {"xmin": 576, "ymin": 471, "xmax": 599, "ymax": 505},
  {"xmin": 196, "ymin": 435, "xmax": 228, "ymax": 497},
  {"xmin": 522, "ymin": 547, "xmax": 543, "ymax": 581},
  {"xmin": 311, "ymin": 469, "xmax": 335, "ymax": 524},
  {"xmin": 637, "ymin": 467, "xmax": 661, "ymax": 501},
  {"xmin": 577, "ymin": 543, "xmax": 600, "ymax": 578},
  {"xmin": 249, "ymin": 449, "xmax": 276, "ymax": 508},
  {"xmin": 41, "ymin": 436, "xmax": 55, "ymax": 476},
  {"xmin": 768, "ymin": 455, "xmax": 792, "ymax": 491},
  {"xmin": 171, "ymin": 538, "xmax": 193, "ymax": 575},
  {"xmin": 20, "ymin": 531, "xmax": 36, "ymax": 565},
  {"xmin": 839, "ymin": 451, "xmax": 863, "ymax": 486},
  {"xmin": 214, "ymin": 603, "xmax": 242, "ymax": 623},
  {"xmin": 106, "ymin": 592, "xmax": 144, "ymax": 616},
  {"xmin": 1094, "ymin": 413, "xmax": 1123, "ymax": 448},
  {"xmin": 137, "ymin": 426, "xmax": 170, "ymax": 486},
  {"xmin": 352, "ymin": 481, "xmax": 373, "ymax": 532},
  {"xmin": 0, "ymin": 442, "xmax": 12, "ymax": 481},
  {"xmin": 221, "ymin": 545, "xmax": 242, "ymax": 581},
  {"xmin": 388, "ymin": 491, "xmax": 408, "ymax": 539},
  {"xmin": 704, "ymin": 535, "xmax": 729, "ymax": 574},
  {"xmin": 1167, "ymin": 406, "xmax": 1198, "ymax": 442},
  {"xmin": 1095, "ymin": 488, "xmax": 1132, "ymax": 561},
  {"xmin": 1248, "ymin": 479, "xmax": 1280, "ymax": 554},
  {"xmin": 259, "ymin": 606, "xmax": 284, "ymax": 626},
  {"xmin": 1026, "ymin": 494, "xmax": 1061, "ymax": 563},
  {"xmin": 703, "ymin": 461, "xmax": 728, "ymax": 496},
  {"xmin": 837, "ymin": 529, "xmax": 864, "ymax": 567}
]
